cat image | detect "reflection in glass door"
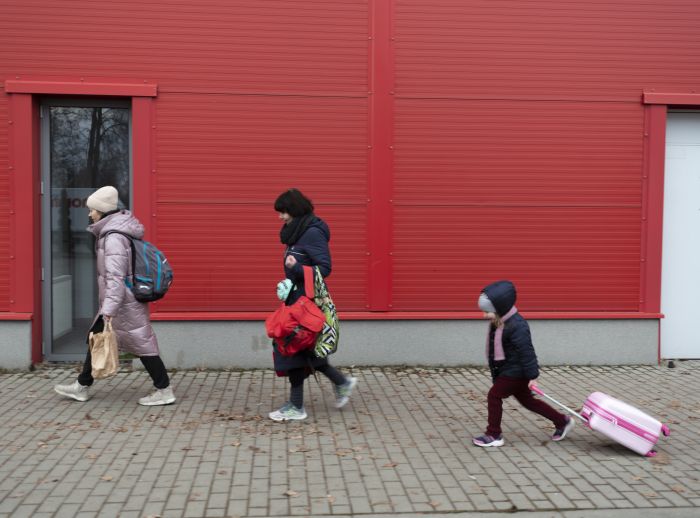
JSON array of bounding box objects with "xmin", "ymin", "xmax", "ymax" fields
[{"xmin": 41, "ymin": 101, "xmax": 131, "ymax": 360}]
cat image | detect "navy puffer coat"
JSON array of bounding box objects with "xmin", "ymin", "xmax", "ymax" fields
[
  {"xmin": 273, "ymin": 216, "xmax": 332, "ymax": 374},
  {"xmin": 483, "ymin": 280, "xmax": 539, "ymax": 382},
  {"xmin": 282, "ymin": 217, "xmax": 331, "ymax": 305}
]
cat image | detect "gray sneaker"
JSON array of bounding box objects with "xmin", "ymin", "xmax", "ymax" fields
[
  {"xmin": 138, "ymin": 386, "xmax": 176, "ymax": 406},
  {"xmin": 54, "ymin": 380, "xmax": 90, "ymax": 402},
  {"xmin": 269, "ymin": 402, "xmax": 307, "ymax": 421},
  {"xmin": 334, "ymin": 377, "xmax": 357, "ymax": 408}
]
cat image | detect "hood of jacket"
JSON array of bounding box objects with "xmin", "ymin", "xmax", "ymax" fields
[
  {"xmin": 307, "ymin": 216, "xmax": 331, "ymax": 242},
  {"xmin": 482, "ymin": 280, "xmax": 517, "ymax": 317},
  {"xmin": 87, "ymin": 210, "xmax": 145, "ymax": 239}
]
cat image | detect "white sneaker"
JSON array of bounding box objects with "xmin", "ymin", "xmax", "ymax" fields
[
  {"xmin": 269, "ymin": 402, "xmax": 307, "ymax": 421},
  {"xmin": 138, "ymin": 386, "xmax": 176, "ymax": 406},
  {"xmin": 334, "ymin": 377, "xmax": 357, "ymax": 408},
  {"xmin": 54, "ymin": 381, "xmax": 90, "ymax": 402}
]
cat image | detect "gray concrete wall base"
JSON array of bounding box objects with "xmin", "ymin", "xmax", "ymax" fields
[
  {"xmin": 0, "ymin": 321, "xmax": 32, "ymax": 370},
  {"xmin": 528, "ymin": 319, "xmax": 658, "ymax": 365},
  {"xmin": 152, "ymin": 321, "xmax": 273, "ymax": 370},
  {"xmin": 151, "ymin": 319, "xmax": 659, "ymax": 369}
]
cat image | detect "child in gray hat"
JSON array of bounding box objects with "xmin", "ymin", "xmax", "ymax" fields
[{"xmin": 473, "ymin": 280, "xmax": 573, "ymax": 447}]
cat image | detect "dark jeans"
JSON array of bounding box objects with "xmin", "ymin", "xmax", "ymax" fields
[
  {"xmin": 486, "ymin": 376, "xmax": 567, "ymax": 437},
  {"xmin": 78, "ymin": 350, "xmax": 170, "ymax": 390},
  {"xmin": 288, "ymin": 364, "xmax": 347, "ymax": 408}
]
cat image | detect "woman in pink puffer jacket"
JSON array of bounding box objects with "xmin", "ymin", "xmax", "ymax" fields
[{"xmin": 54, "ymin": 186, "xmax": 176, "ymax": 406}]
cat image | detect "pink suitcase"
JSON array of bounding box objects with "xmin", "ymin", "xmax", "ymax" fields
[{"xmin": 531, "ymin": 385, "xmax": 670, "ymax": 457}]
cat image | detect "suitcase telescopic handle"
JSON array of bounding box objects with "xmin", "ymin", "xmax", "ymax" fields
[{"xmin": 531, "ymin": 384, "xmax": 588, "ymax": 423}]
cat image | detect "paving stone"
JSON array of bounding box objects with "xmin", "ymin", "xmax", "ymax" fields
[
  {"xmin": 53, "ymin": 503, "xmax": 82, "ymax": 518},
  {"xmin": 183, "ymin": 500, "xmax": 207, "ymax": 517},
  {"xmin": 507, "ymin": 492, "xmax": 536, "ymax": 511},
  {"xmin": 95, "ymin": 503, "xmax": 123, "ymax": 517},
  {"xmin": 7, "ymin": 505, "xmax": 37, "ymax": 518},
  {"xmin": 140, "ymin": 500, "xmax": 166, "ymax": 516},
  {"xmin": 226, "ymin": 499, "xmax": 248, "ymax": 516}
]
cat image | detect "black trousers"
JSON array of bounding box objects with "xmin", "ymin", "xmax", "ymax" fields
[
  {"xmin": 78, "ymin": 350, "xmax": 170, "ymax": 389},
  {"xmin": 288, "ymin": 363, "xmax": 347, "ymax": 408}
]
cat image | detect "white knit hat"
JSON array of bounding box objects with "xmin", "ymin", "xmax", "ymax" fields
[{"xmin": 86, "ymin": 186, "xmax": 119, "ymax": 213}]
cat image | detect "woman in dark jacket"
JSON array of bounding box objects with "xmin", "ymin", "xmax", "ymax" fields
[
  {"xmin": 269, "ymin": 188, "xmax": 356, "ymax": 421},
  {"xmin": 472, "ymin": 280, "xmax": 573, "ymax": 447}
]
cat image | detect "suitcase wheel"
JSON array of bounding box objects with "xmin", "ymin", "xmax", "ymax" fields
[
  {"xmin": 661, "ymin": 425, "xmax": 671, "ymax": 437},
  {"xmin": 645, "ymin": 450, "xmax": 658, "ymax": 458}
]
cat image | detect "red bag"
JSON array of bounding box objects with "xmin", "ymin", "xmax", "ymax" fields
[{"xmin": 265, "ymin": 296, "xmax": 326, "ymax": 356}]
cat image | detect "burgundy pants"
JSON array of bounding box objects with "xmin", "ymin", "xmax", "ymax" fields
[{"xmin": 486, "ymin": 376, "xmax": 567, "ymax": 436}]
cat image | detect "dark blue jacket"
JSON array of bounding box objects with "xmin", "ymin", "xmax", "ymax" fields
[
  {"xmin": 483, "ymin": 280, "xmax": 539, "ymax": 382},
  {"xmin": 283, "ymin": 217, "xmax": 331, "ymax": 305},
  {"xmin": 274, "ymin": 216, "xmax": 332, "ymax": 374}
]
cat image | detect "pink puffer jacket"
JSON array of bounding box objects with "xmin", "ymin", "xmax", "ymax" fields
[{"xmin": 87, "ymin": 211, "xmax": 160, "ymax": 356}]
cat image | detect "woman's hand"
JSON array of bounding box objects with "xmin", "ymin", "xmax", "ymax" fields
[
  {"xmin": 528, "ymin": 379, "xmax": 538, "ymax": 390},
  {"xmin": 285, "ymin": 255, "xmax": 297, "ymax": 268}
]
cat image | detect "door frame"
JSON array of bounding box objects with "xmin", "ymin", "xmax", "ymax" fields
[
  {"xmin": 4, "ymin": 79, "xmax": 157, "ymax": 364},
  {"xmin": 40, "ymin": 98, "xmax": 133, "ymax": 361},
  {"xmin": 642, "ymin": 92, "xmax": 700, "ymax": 360}
]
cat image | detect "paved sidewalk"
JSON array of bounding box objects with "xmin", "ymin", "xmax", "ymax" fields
[{"xmin": 0, "ymin": 361, "xmax": 698, "ymax": 518}]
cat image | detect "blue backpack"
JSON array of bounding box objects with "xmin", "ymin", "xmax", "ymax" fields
[{"xmin": 104, "ymin": 231, "xmax": 174, "ymax": 302}]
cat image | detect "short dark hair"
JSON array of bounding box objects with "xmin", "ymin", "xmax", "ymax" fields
[{"xmin": 274, "ymin": 188, "xmax": 314, "ymax": 217}]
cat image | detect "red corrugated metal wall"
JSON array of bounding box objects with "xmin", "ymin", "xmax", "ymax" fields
[
  {"xmin": 156, "ymin": 93, "xmax": 369, "ymax": 311},
  {"xmin": 392, "ymin": 101, "xmax": 643, "ymax": 310},
  {"xmin": 1, "ymin": 0, "xmax": 700, "ymax": 315},
  {"xmin": 146, "ymin": 0, "xmax": 371, "ymax": 312},
  {"xmin": 392, "ymin": 0, "xmax": 700, "ymax": 311},
  {"xmin": 0, "ymin": 0, "xmax": 371, "ymax": 313}
]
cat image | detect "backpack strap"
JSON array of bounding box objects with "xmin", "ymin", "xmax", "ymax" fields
[{"xmin": 103, "ymin": 230, "xmax": 136, "ymax": 279}]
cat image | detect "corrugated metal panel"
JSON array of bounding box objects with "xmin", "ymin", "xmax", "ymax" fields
[
  {"xmin": 395, "ymin": 0, "xmax": 700, "ymax": 100},
  {"xmin": 392, "ymin": 100, "xmax": 644, "ymax": 311},
  {"xmin": 156, "ymin": 204, "xmax": 367, "ymax": 311},
  {"xmin": 390, "ymin": 0, "xmax": 665, "ymax": 312},
  {"xmin": 393, "ymin": 100, "xmax": 643, "ymax": 205},
  {"xmin": 0, "ymin": 94, "xmax": 9, "ymax": 311},
  {"xmin": 393, "ymin": 207, "xmax": 642, "ymax": 311},
  {"xmin": 0, "ymin": 0, "xmax": 369, "ymax": 95},
  {"xmin": 155, "ymin": 93, "xmax": 369, "ymax": 203},
  {"xmin": 154, "ymin": 91, "xmax": 369, "ymax": 311}
]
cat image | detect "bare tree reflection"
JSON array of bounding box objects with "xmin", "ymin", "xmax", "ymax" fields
[{"xmin": 51, "ymin": 107, "xmax": 129, "ymax": 206}]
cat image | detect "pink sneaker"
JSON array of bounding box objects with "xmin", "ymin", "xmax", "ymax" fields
[{"xmin": 552, "ymin": 416, "xmax": 575, "ymax": 441}]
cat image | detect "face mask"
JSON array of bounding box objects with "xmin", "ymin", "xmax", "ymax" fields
[
  {"xmin": 478, "ymin": 292, "xmax": 496, "ymax": 313},
  {"xmin": 88, "ymin": 215, "xmax": 95, "ymax": 224}
]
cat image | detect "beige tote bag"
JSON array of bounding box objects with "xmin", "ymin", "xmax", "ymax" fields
[{"xmin": 89, "ymin": 320, "xmax": 119, "ymax": 379}]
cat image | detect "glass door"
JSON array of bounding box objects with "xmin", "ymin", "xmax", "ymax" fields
[{"xmin": 41, "ymin": 100, "xmax": 131, "ymax": 360}]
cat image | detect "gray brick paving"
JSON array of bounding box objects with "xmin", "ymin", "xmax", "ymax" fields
[{"xmin": 0, "ymin": 362, "xmax": 698, "ymax": 517}]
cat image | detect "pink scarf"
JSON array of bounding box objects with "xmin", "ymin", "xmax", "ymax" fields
[{"xmin": 486, "ymin": 306, "xmax": 518, "ymax": 361}]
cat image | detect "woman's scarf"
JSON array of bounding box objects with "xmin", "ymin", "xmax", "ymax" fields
[
  {"xmin": 280, "ymin": 214, "xmax": 314, "ymax": 245},
  {"xmin": 486, "ymin": 305, "xmax": 518, "ymax": 361}
]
